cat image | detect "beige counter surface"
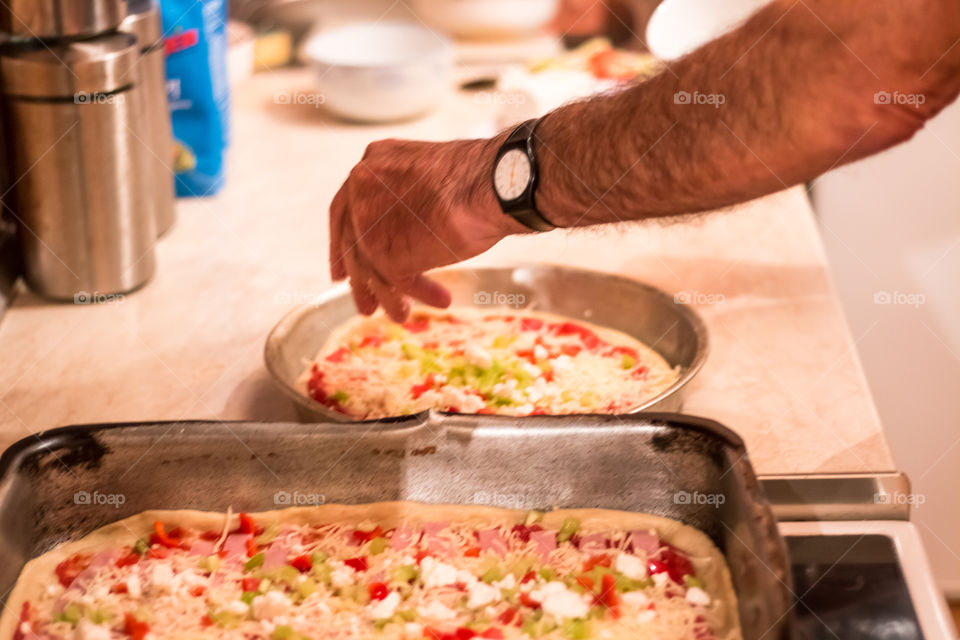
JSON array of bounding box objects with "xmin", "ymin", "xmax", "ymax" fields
[{"xmin": 0, "ymin": 69, "xmax": 894, "ymax": 475}]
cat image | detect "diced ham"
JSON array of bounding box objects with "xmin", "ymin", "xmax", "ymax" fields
[
  {"xmin": 577, "ymin": 534, "xmax": 607, "ymax": 553},
  {"xmin": 626, "ymin": 529, "xmax": 660, "ymax": 555},
  {"xmin": 222, "ymin": 533, "xmax": 250, "ymax": 558},
  {"xmin": 423, "ymin": 522, "xmax": 453, "ymax": 558},
  {"xmin": 263, "ymin": 542, "xmax": 291, "ymax": 569},
  {"xmin": 70, "ymin": 550, "xmax": 119, "ymax": 590},
  {"xmin": 423, "ymin": 522, "xmax": 449, "ymax": 536},
  {"xmin": 529, "ymin": 530, "xmax": 557, "ymax": 561},
  {"xmin": 188, "ymin": 539, "xmax": 216, "ymax": 557},
  {"xmin": 391, "ymin": 525, "xmax": 415, "ymax": 550},
  {"xmin": 476, "ymin": 529, "xmax": 508, "ymax": 558}
]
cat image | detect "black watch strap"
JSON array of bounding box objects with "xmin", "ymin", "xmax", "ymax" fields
[{"xmin": 494, "ymin": 118, "xmax": 557, "ymax": 232}]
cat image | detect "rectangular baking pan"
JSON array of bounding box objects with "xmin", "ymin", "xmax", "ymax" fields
[{"xmin": 0, "ymin": 412, "xmax": 791, "ymax": 639}]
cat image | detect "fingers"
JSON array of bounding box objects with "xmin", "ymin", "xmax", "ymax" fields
[
  {"xmin": 367, "ymin": 276, "xmax": 411, "ymax": 323},
  {"xmin": 407, "ymin": 274, "xmax": 452, "ymax": 309},
  {"xmin": 339, "ymin": 214, "xmax": 379, "ymax": 316},
  {"xmin": 329, "ymin": 184, "xmax": 349, "ymax": 282}
]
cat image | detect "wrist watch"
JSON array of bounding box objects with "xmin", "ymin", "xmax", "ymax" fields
[{"xmin": 491, "ymin": 118, "xmax": 557, "ymax": 232}]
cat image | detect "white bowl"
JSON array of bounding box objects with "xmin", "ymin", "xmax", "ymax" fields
[
  {"xmin": 646, "ymin": 0, "xmax": 770, "ymax": 60},
  {"xmin": 412, "ymin": 0, "xmax": 558, "ymax": 39},
  {"xmin": 302, "ymin": 22, "xmax": 453, "ymax": 123}
]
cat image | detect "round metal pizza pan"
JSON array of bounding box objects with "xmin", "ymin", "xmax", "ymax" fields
[{"xmin": 264, "ymin": 264, "xmax": 709, "ymax": 422}]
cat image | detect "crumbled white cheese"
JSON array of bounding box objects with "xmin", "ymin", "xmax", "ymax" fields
[
  {"xmin": 439, "ymin": 386, "xmax": 486, "ymax": 413},
  {"xmin": 636, "ymin": 610, "xmax": 656, "ymax": 624},
  {"xmin": 418, "ymin": 389, "xmax": 442, "ymax": 405},
  {"xmin": 405, "ymin": 622, "xmax": 424, "ymax": 636},
  {"xmin": 521, "ymin": 362, "xmax": 542, "ymax": 379},
  {"xmin": 467, "ymin": 580, "xmax": 501, "ymax": 609},
  {"xmin": 417, "ymin": 600, "xmax": 457, "ymax": 621},
  {"xmin": 685, "ymin": 586, "xmax": 711, "ymax": 606},
  {"xmin": 74, "ymin": 619, "xmax": 111, "ymax": 640},
  {"xmin": 530, "ymin": 581, "xmax": 590, "ymax": 620},
  {"xmin": 621, "ymin": 591, "xmax": 650, "ymax": 609},
  {"xmin": 615, "ymin": 553, "xmax": 648, "ymax": 580},
  {"xmin": 222, "ymin": 600, "xmax": 250, "ymax": 617},
  {"xmin": 460, "ymin": 393, "xmax": 487, "ymax": 413},
  {"xmin": 420, "ymin": 557, "xmax": 460, "ymax": 589},
  {"xmin": 330, "ymin": 562, "xmax": 355, "ymax": 587},
  {"xmin": 368, "ymin": 591, "xmax": 401, "ymax": 619},
  {"xmin": 127, "ymin": 573, "xmax": 142, "ymax": 598},
  {"xmin": 465, "ymin": 344, "xmax": 493, "ymax": 369},
  {"xmin": 652, "ymin": 572, "xmax": 669, "ymax": 588},
  {"xmin": 551, "ymin": 355, "xmax": 574, "ymax": 372},
  {"xmin": 252, "ymin": 591, "xmax": 292, "ymax": 621},
  {"xmin": 149, "ymin": 563, "xmax": 174, "ymax": 593},
  {"xmin": 493, "ymin": 379, "xmax": 518, "ymax": 395},
  {"xmin": 494, "ymin": 574, "xmax": 516, "ymax": 590},
  {"xmin": 533, "ymin": 345, "xmax": 548, "ymax": 361}
]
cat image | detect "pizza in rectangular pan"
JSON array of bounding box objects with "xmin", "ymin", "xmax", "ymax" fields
[
  {"xmin": 2, "ymin": 503, "xmax": 741, "ymax": 640},
  {"xmin": 298, "ymin": 309, "xmax": 681, "ymax": 419}
]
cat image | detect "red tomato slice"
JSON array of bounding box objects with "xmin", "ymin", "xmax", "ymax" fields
[
  {"xmin": 55, "ymin": 553, "xmax": 92, "ymax": 588},
  {"xmin": 124, "ymin": 613, "xmax": 150, "ymax": 640}
]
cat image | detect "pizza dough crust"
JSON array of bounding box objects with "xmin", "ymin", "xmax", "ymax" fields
[{"xmin": 2, "ymin": 503, "xmax": 741, "ymax": 640}]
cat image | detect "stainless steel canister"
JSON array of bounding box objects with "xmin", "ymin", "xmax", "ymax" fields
[
  {"xmin": 0, "ymin": 33, "xmax": 156, "ymax": 300},
  {"xmin": 121, "ymin": 0, "xmax": 175, "ymax": 237},
  {"xmin": 0, "ymin": 0, "xmax": 126, "ymax": 39}
]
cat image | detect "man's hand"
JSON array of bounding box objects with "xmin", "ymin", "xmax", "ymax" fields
[{"xmin": 329, "ymin": 136, "xmax": 525, "ymax": 322}]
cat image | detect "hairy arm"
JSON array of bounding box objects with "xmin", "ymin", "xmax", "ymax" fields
[
  {"xmin": 534, "ymin": 0, "xmax": 960, "ymax": 224},
  {"xmin": 330, "ymin": 0, "xmax": 960, "ymax": 320}
]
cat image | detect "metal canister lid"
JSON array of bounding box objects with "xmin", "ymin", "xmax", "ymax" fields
[
  {"xmin": 119, "ymin": 0, "xmax": 162, "ymax": 52},
  {"xmin": 0, "ymin": 32, "xmax": 139, "ymax": 98},
  {"xmin": 0, "ymin": 0, "xmax": 127, "ymax": 39}
]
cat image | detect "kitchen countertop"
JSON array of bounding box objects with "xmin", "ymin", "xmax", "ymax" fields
[{"xmin": 0, "ymin": 69, "xmax": 895, "ymax": 475}]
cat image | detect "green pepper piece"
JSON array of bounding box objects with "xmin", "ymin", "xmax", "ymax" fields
[
  {"xmin": 55, "ymin": 603, "xmax": 82, "ymax": 625},
  {"xmin": 481, "ymin": 566, "xmax": 503, "ymax": 584},
  {"xmin": 557, "ymin": 518, "xmax": 580, "ymax": 543},
  {"xmin": 132, "ymin": 538, "xmax": 149, "ymax": 555},
  {"xmin": 244, "ymin": 552, "xmax": 265, "ymax": 571},
  {"xmin": 392, "ymin": 565, "xmax": 418, "ymax": 584},
  {"xmin": 524, "ymin": 510, "xmax": 545, "ymax": 526},
  {"xmin": 369, "ymin": 537, "xmax": 389, "ymax": 555},
  {"xmin": 562, "ymin": 618, "xmax": 591, "ymax": 640},
  {"xmin": 684, "ymin": 575, "xmax": 704, "ymax": 589},
  {"xmin": 256, "ymin": 523, "xmax": 280, "ymax": 546},
  {"xmin": 621, "ymin": 354, "xmax": 636, "ymax": 370},
  {"xmin": 198, "ymin": 555, "xmax": 222, "ymax": 573}
]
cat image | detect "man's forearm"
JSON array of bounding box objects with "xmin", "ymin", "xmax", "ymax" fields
[{"xmin": 533, "ymin": 0, "xmax": 960, "ymax": 227}]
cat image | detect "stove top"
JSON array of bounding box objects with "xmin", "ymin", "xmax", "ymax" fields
[
  {"xmin": 760, "ymin": 475, "xmax": 956, "ymax": 639},
  {"xmin": 788, "ymin": 534, "xmax": 922, "ymax": 639}
]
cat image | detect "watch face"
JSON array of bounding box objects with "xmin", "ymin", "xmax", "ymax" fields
[{"xmin": 494, "ymin": 148, "xmax": 532, "ymax": 201}]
